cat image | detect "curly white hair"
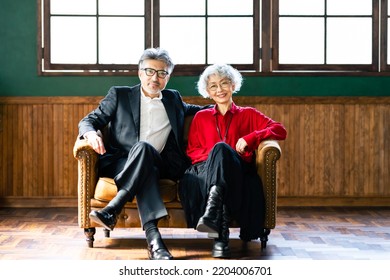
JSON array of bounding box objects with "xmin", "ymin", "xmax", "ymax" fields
[{"xmin": 196, "ymin": 64, "xmax": 243, "ymax": 98}]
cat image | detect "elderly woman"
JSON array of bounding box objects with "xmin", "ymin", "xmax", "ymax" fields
[{"xmin": 178, "ymin": 64, "xmax": 287, "ymax": 258}]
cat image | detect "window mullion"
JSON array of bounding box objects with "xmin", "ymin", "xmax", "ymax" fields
[
  {"xmin": 96, "ymin": 0, "xmax": 99, "ymax": 65},
  {"xmin": 371, "ymin": 0, "xmax": 380, "ymax": 71},
  {"xmin": 324, "ymin": 0, "xmax": 327, "ymax": 65},
  {"xmin": 151, "ymin": 0, "xmax": 158, "ymax": 48},
  {"xmin": 43, "ymin": 0, "xmax": 51, "ymax": 71},
  {"xmin": 380, "ymin": 0, "xmax": 388, "ymax": 71},
  {"xmin": 205, "ymin": 0, "xmax": 209, "ymax": 64},
  {"xmin": 253, "ymin": 0, "xmax": 260, "ymax": 71}
]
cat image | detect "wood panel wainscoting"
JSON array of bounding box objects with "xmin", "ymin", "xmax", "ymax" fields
[{"xmin": 0, "ymin": 96, "xmax": 389, "ymax": 208}]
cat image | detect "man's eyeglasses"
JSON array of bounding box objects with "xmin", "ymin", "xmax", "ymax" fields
[
  {"xmin": 140, "ymin": 68, "xmax": 169, "ymax": 78},
  {"xmin": 207, "ymin": 81, "xmax": 231, "ymax": 92}
]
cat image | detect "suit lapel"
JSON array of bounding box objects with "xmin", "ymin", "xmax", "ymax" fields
[
  {"xmin": 162, "ymin": 90, "xmax": 178, "ymax": 136},
  {"xmin": 128, "ymin": 85, "xmax": 141, "ymax": 137}
]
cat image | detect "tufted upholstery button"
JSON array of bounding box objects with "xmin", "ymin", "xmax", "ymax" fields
[{"xmin": 123, "ymin": 215, "xmax": 128, "ymax": 219}]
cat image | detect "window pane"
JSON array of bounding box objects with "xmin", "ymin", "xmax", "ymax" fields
[
  {"xmin": 160, "ymin": 0, "xmax": 205, "ymax": 15},
  {"xmin": 327, "ymin": 18, "xmax": 372, "ymax": 64},
  {"xmin": 279, "ymin": 0, "xmax": 324, "ymax": 15},
  {"xmin": 99, "ymin": 18, "xmax": 145, "ymax": 64},
  {"xmin": 99, "ymin": 0, "xmax": 144, "ymax": 15},
  {"xmin": 279, "ymin": 18, "xmax": 324, "ymax": 64},
  {"xmin": 208, "ymin": 18, "xmax": 252, "ymax": 64},
  {"xmin": 208, "ymin": 0, "xmax": 252, "ymax": 15},
  {"xmin": 50, "ymin": 17, "xmax": 96, "ymax": 64},
  {"xmin": 160, "ymin": 18, "xmax": 205, "ymax": 63},
  {"xmin": 50, "ymin": 0, "xmax": 96, "ymax": 15},
  {"xmin": 327, "ymin": 0, "xmax": 372, "ymax": 15}
]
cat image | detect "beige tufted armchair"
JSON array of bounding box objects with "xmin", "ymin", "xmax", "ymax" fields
[{"xmin": 73, "ymin": 115, "xmax": 282, "ymax": 249}]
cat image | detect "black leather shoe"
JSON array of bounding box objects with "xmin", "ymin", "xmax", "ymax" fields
[
  {"xmin": 89, "ymin": 208, "xmax": 118, "ymax": 231},
  {"xmin": 147, "ymin": 238, "xmax": 173, "ymax": 260},
  {"xmin": 212, "ymin": 240, "xmax": 231, "ymax": 258}
]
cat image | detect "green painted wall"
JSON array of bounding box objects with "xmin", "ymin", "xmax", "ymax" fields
[{"xmin": 1, "ymin": 1, "xmax": 390, "ymax": 97}]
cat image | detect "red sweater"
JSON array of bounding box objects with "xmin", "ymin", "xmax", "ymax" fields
[{"xmin": 186, "ymin": 103, "xmax": 287, "ymax": 164}]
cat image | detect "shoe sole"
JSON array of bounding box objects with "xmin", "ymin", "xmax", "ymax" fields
[
  {"xmin": 196, "ymin": 223, "xmax": 219, "ymax": 238},
  {"xmin": 89, "ymin": 212, "xmax": 114, "ymax": 231},
  {"xmin": 212, "ymin": 249, "xmax": 231, "ymax": 258},
  {"xmin": 207, "ymin": 232, "xmax": 219, "ymax": 238},
  {"xmin": 148, "ymin": 250, "xmax": 174, "ymax": 260}
]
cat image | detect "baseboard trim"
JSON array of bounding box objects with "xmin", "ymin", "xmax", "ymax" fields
[
  {"xmin": 277, "ymin": 196, "xmax": 390, "ymax": 207},
  {"xmin": 0, "ymin": 197, "xmax": 77, "ymax": 208}
]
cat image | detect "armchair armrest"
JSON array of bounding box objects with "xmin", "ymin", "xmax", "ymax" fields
[
  {"xmin": 256, "ymin": 140, "xmax": 282, "ymax": 229},
  {"xmin": 73, "ymin": 138, "xmax": 99, "ymax": 228}
]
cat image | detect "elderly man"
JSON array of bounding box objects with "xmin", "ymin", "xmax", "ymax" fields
[{"xmin": 78, "ymin": 48, "xmax": 207, "ymax": 260}]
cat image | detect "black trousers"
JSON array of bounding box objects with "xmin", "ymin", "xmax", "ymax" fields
[
  {"xmin": 179, "ymin": 142, "xmax": 265, "ymax": 239},
  {"xmin": 99, "ymin": 141, "xmax": 175, "ymax": 227}
]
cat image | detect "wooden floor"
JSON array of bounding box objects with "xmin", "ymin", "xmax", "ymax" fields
[{"xmin": 0, "ymin": 207, "xmax": 389, "ymax": 260}]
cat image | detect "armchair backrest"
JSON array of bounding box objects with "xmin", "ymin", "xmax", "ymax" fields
[{"xmin": 97, "ymin": 115, "xmax": 195, "ymax": 148}]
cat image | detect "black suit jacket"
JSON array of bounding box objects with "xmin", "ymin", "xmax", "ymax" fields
[{"xmin": 78, "ymin": 84, "xmax": 206, "ymax": 176}]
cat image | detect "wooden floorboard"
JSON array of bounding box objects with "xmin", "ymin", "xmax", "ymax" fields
[{"xmin": 0, "ymin": 207, "xmax": 389, "ymax": 260}]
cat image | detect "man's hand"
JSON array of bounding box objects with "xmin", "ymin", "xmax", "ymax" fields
[{"xmin": 84, "ymin": 131, "xmax": 106, "ymax": 155}]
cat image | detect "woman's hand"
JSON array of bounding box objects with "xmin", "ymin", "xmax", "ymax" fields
[{"xmin": 235, "ymin": 138, "xmax": 248, "ymax": 154}]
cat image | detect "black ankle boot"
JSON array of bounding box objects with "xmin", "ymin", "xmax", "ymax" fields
[
  {"xmin": 212, "ymin": 204, "xmax": 231, "ymax": 258},
  {"xmin": 196, "ymin": 185, "xmax": 223, "ymax": 236}
]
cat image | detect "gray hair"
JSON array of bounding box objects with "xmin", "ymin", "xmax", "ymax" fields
[
  {"xmin": 197, "ymin": 64, "xmax": 243, "ymax": 98},
  {"xmin": 138, "ymin": 47, "xmax": 175, "ymax": 73}
]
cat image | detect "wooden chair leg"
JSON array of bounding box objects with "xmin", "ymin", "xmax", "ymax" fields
[
  {"xmin": 260, "ymin": 229, "xmax": 271, "ymax": 250},
  {"xmin": 84, "ymin": 228, "xmax": 96, "ymax": 248},
  {"xmin": 103, "ymin": 228, "xmax": 110, "ymax": 238}
]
